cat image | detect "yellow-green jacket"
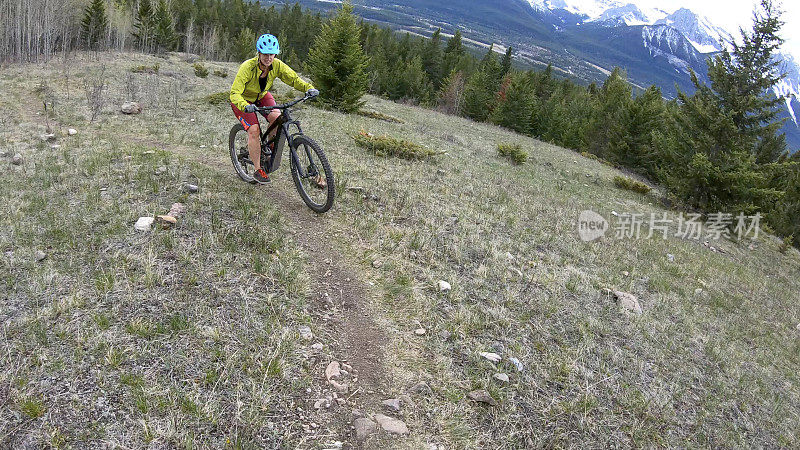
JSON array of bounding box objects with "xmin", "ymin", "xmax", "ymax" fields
[{"xmin": 229, "ymin": 56, "xmax": 314, "ymax": 111}]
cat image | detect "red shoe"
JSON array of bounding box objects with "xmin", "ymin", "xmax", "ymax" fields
[{"xmin": 254, "ymin": 168, "xmax": 270, "ymax": 184}]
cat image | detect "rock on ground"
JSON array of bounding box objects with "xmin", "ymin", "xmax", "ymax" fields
[
  {"xmin": 613, "ymin": 290, "xmax": 642, "ymax": 315},
  {"xmin": 325, "ymin": 361, "xmax": 341, "ymax": 381},
  {"xmin": 493, "ymin": 373, "xmax": 509, "ymax": 383},
  {"xmin": 373, "ymin": 414, "xmax": 409, "ymax": 435},
  {"xmin": 298, "ymin": 325, "xmax": 313, "ymax": 340},
  {"xmin": 121, "ymin": 102, "xmax": 142, "ymax": 114},
  {"xmin": 353, "ymin": 418, "xmax": 377, "ymax": 440},
  {"xmin": 12, "ymin": 153, "xmax": 23, "ymax": 165},
  {"xmin": 134, "ymin": 217, "xmax": 154, "ymax": 232},
  {"xmin": 381, "ymin": 398, "xmax": 401, "ymax": 412},
  {"xmin": 468, "ymin": 389, "xmax": 498, "ymax": 406},
  {"xmin": 479, "ymin": 352, "xmax": 501, "ymax": 363},
  {"xmin": 437, "ymin": 280, "xmax": 451, "ymax": 292}
]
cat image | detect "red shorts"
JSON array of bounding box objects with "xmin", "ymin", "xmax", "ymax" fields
[{"xmin": 231, "ymin": 92, "xmax": 276, "ymax": 131}]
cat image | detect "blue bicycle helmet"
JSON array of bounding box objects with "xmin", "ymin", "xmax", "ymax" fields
[{"xmin": 256, "ymin": 34, "xmax": 280, "ymax": 55}]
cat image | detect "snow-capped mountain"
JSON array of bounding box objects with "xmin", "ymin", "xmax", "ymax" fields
[
  {"xmin": 527, "ymin": 0, "xmax": 800, "ymax": 150},
  {"xmin": 654, "ymin": 8, "xmax": 729, "ymax": 53},
  {"xmin": 774, "ymin": 53, "xmax": 800, "ymax": 125}
]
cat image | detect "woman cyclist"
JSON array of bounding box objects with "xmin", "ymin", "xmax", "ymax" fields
[{"xmin": 230, "ymin": 33, "xmax": 319, "ymax": 184}]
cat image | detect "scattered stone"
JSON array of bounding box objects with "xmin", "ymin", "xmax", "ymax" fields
[
  {"xmin": 667, "ymin": 253, "xmax": 675, "ymax": 262},
  {"xmin": 468, "ymin": 389, "xmax": 498, "ymax": 406},
  {"xmin": 694, "ymin": 288, "xmax": 704, "ymax": 296},
  {"xmin": 155, "ymin": 166, "xmax": 167, "ymax": 175},
  {"xmin": 354, "ymin": 418, "xmax": 377, "ymax": 440},
  {"xmin": 479, "ymin": 352, "xmax": 501, "ymax": 364},
  {"xmin": 121, "ymin": 102, "xmax": 142, "ymax": 114},
  {"xmin": 311, "ymin": 343, "xmax": 323, "ymax": 351},
  {"xmin": 329, "ymin": 380, "xmax": 349, "ymax": 393},
  {"xmin": 409, "ymin": 382, "xmax": 433, "ymax": 396},
  {"xmin": 613, "ymin": 290, "xmax": 642, "ymax": 315},
  {"xmin": 622, "ymin": 271, "xmax": 629, "ymax": 277},
  {"xmin": 298, "ymin": 325, "xmax": 313, "ymax": 341},
  {"xmin": 505, "ymin": 252, "xmax": 515, "ymax": 261},
  {"xmin": 34, "ymin": 250, "xmax": 47, "ymax": 262},
  {"xmin": 199, "ymin": 144, "xmax": 207, "ymax": 148},
  {"xmin": 12, "ymin": 153, "xmax": 23, "ymax": 165},
  {"xmin": 414, "ymin": 328, "xmax": 426, "ymax": 336},
  {"xmin": 342, "ymin": 364, "xmax": 353, "ymax": 372},
  {"xmin": 373, "ymin": 414, "xmax": 409, "ymax": 435},
  {"xmin": 437, "ymin": 280, "xmax": 451, "ymax": 292},
  {"xmin": 325, "ymin": 362, "xmax": 341, "ymax": 381},
  {"xmin": 134, "ymin": 216, "xmax": 154, "ymax": 232},
  {"xmin": 372, "ymin": 260, "xmax": 383, "ymax": 268},
  {"xmin": 143, "ymin": 150, "xmax": 155, "ymax": 155},
  {"xmin": 382, "ymin": 398, "xmax": 401, "ymax": 412},
  {"xmin": 50, "ymin": 144, "xmax": 60, "ymax": 149},
  {"xmin": 68, "ymin": 128, "xmax": 77, "ymax": 136},
  {"xmin": 41, "ymin": 133, "xmax": 56, "ymax": 142},
  {"xmin": 0, "ymin": 151, "xmax": 6, "ymax": 157},
  {"xmin": 168, "ymin": 203, "xmax": 186, "ymax": 218},
  {"xmin": 155, "ymin": 215, "xmax": 177, "ymax": 229},
  {"xmin": 184, "ymin": 184, "xmax": 199, "ymax": 193},
  {"xmin": 313, "ymin": 399, "xmax": 327, "ymax": 409},
  {"xmin": 509, "ymin": 357, "xmax": 524, "ymax": 372},
  {"xmin": 493, "ymin": 373, "xmax": 509, "ymax": 383}
]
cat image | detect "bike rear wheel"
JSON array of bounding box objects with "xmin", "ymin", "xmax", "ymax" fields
[
  {"xmin": 290, "ymin": 135, "xmax": 335, "ymax": 213},
  {"xmin": 229, "ymin": 123, "xmax": 257, "ymax": 184}
]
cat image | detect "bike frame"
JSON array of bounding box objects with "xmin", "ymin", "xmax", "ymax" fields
[{"xmin": 250, "ymin": 95, "xmax": 316, "ymax": 176}]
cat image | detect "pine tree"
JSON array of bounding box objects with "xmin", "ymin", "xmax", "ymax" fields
[
  {"xmin": 133, "ymin": 0, "xmax": 155, "ymax": 53},
  {"xmin": 306, "ymin": 2, "xmax": 369, "ymax": 112},
  {"xmin": 81, "ymin": 0, "xmax": 108, "ymax": 51},
  {"xmin": 586, "ymin": 67, "xmax": 632, "ymax": 159},
  {"xmin": 707, "ymin": 0, "xmax": 788, "ymax": 163},
  {"xmin": 662, "ymin": 0, "xmax": 788, "ymax": 213},
  {"xmin": 490, "ymin": 72, "xmax": 534, "ymax": 134},
  {"xmin": 153, "ymin": 0, "xmax": 177, "ymax": 53},
  {"xmin": 422, "ymin": 29, "xmax": 443, "ymax": 88},
  {"xmin": 232, "ymin": 27, "xmax": 255, "ymax": 62},
  {"xmin": 461, "ymin": 67, "xmax": 495, "ymax": 121},
  {"xmin": 500, "ymin": 46, "xmax": 513, "ymax": 77},
  {"xmin": 442, "ymin": 30, "xmax": 465, "ymax": 78},
  {"xmin": 606, "ymin": 85, "xmax": 667, "ymax": 176}
]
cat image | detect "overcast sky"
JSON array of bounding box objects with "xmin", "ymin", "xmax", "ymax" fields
[{"xmin": 643, "ymin": 0, "xmax": 800, "ymax": 59}]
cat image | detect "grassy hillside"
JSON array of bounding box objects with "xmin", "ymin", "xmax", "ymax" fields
[{"xmin": 2, "ymin": 52, "xmax": 800, "ymax": 448}]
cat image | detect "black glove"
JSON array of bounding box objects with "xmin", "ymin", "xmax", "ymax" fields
[
  {"xmin": 307, "ymin": 88, "xmax": 319, "ymax": 97},
  {"xmin": 244, "ymin": 104, "xmax": 257, "ymax": 113}
]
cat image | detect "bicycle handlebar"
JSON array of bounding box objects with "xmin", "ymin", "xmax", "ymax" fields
[{"xmin": 253, "ymin": 92, "xmax": 317, "ymax": 112}]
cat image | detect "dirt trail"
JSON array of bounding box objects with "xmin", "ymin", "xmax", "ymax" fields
[{"xmin": 125, "ymin": 134, "xmax": 389, "ymax": 446}]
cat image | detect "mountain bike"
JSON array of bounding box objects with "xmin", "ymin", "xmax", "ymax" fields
[{"xmin": 228, "ymin": 93, "xmax": 335, "ymax": 213}]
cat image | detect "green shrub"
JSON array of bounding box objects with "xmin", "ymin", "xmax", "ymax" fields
[
  {"xmin": 352, "ymin": 130, "xmax": 439, "ymax": 160},
  {"xmin": 497, "ymin": 143, "xmax": 528, "ymax": 165},
  {"xmin": 193, "ymin": 63, "xmax": 209, "ymax": 78},
  {"xmin": 356, "ymin": 109, "xmax": 405, "ymax": 123},
  {"xmin": 131, "ymin": 63, "xmax": 159, "ymax": 74},
  {"xmin": 20, "ymin": 397, "xmax": 46, "ymax": 418},
  {"xmin": 202, "ymin": 91, "xmax": 230, "ymax": 105},
  {"xmin": 613, "ymin": 175, "xmax": 651, "ymax": 194},
  {"xmin": 779, "ymin": 234, "xmax": 794, "ymax": 253},
  {"xmin": 213, "ymin": 68, "xmax": 228, "ymax": 78}
]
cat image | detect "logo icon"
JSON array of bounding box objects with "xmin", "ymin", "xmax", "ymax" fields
[{"xmin": 578, "ymin": 210, "xmax": 608, "ymax": 242}]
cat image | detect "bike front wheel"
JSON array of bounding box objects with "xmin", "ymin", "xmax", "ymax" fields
[
  {"xmin": 290, "ymin": 135, "xmax": 335, "ymax": 213},
  {"xmin": 229, "ymin": 123, "xmax": 257, "ymax": 184}
]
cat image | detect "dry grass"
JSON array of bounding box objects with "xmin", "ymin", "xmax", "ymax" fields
[{"xmin": 2, "ymin": 51, "xmax": 800, "ymax": 449}]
